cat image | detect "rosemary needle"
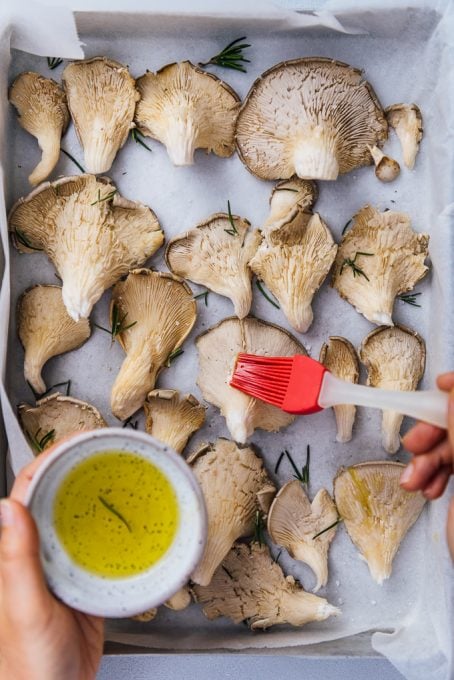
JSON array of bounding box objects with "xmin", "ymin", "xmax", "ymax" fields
[
  {"xmin": 47, "ymin": 57, "xmax": 63, "ymax": 70},
  {"xmin": 224, "ymin": 200, "xmax": 239, "ymax": 236},
  {"xmin": 166, "ymin": 347, "xmax": 184, "ymax": 367},
  {"xmin": 256, "ymin": 280, "xmax": 280, "ymax": 309},
  {"xmin": 312, "ymin": 518, "xmax": 343, "ymax": 540},
  {"xmin": 98, "ymin": 496, "xmax": 132, "ymax": 532},
  {"xmin": 60, "ymin": 148, "xmax": 85, "ymax": 173}
]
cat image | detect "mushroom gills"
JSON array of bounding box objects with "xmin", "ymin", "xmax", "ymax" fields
[{"xmin": 144, "ymin": 390, "xmax": 205, "ymax": 454}]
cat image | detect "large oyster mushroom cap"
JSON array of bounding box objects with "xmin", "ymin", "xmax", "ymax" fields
[
  {"xmin": 196, "ymin": 316, "xmax": 306, "ymax": 443},
  {"xmin": 359, "ymin": 325, "xmax": 426, "ymax": 454},
  {"xmin": 9, "ymin": 72, "xmax": 70, "ymax": 186},
  {"xmin": 332, "ymin": 205, "xmax": 429, "ymax": 326},
  {"xmin": 110, "ymin": 269, "xmax": 197, "ymax": 421},
  {"xmin": 193, "ymin": 542, "xmax": 340, "ymax": 629},
  {"xmin": 263, "ymin": 177, "xmax": 318, "ymax": 234},
  {"xmin": 334, "ymin": 461, "xmax": 426, "ymax": 584},
  {"xmin": 165, "ymin": 212, "xmax": 260, "ymax": 319},
  {"xmin": 18, "ymin": 285, "xmax": 90, "ymax": 395},
  {"xmin": 62, "ymin": 57, "xmax": 139, "ymax": 174},
  {"xmin": 135, "ymin": 61, "xmax": 240, "ymax": 166},
  {"xmin": 386, "ymin": 103, "xmax": 423, "ymax": 170},
  {"xmin": 188, "ymin": 439, "xmax": 275, "ymax": 586},
  {"xmin": 144, "ymin": 389, "xmax": 205, "ymax": 454},
  {"xmin": 235, "ymin": 57, "xmax": 387, "ymax": 181},
  {"xmin": 267, "ymin": 481, "xmax": 339, "ymax": 592},
  {"xmin": 8, "ymin": 174, "xmax": 164, "ymax": 321}
]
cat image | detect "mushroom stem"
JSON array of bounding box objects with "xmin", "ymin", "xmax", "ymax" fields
[
  {"xmin": 368, "ymin": 145, "xmax": 400, "ymax": 183},
  {"xmin": 111, "ymin": 349, "xmax": 159, "ymax": 420},
  {"xmin": 284, "ymin": 299, "xmax": 314, "ymax": 335},
  {"xmin": 163, "ymin": 116, "xmax": 197, "ymax": 166},
  {"xmin": 23, "ymin": 354, "xmax": 47, "ymax": 395},
  {"xmin": 278, "ymin": 591, "xmax": 340, "ymax": 628},
  {"xmin": 381, "ymin": 410, "xmax": 404, "ymax": 454},
  {"xmin": 291, "ymin": 543, "xmax": 329, "ymax": 593},
  {"xmin": 333, "ymin": 404, "xmax": 356, "ymax": 443},
  {"xmin": 191, "ymin": 529, "xmax": 236, "ymax": 587},
  {"xmin": 83, "ymin": 131, "xmax": 121, "ymax": 174},
  {"xmin": 293, "ymin": 127, "xmax": 339, "ymax": 180},
  {"xmin": 29, "ymin": 130, "xmax": 61, "ymax": 186},
  {"xmin": 224, "ymin": 407, "xmax": 254, "ymax": 445}
]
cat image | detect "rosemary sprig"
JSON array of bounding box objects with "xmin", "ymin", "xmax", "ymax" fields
[
  {"xmin": 224, "ymin": 200, "xmax": 239, "ymax": 236},
  {"xmin": 14, "ymin": 229, "xmax": 43, "ymax": 251},
  {"xmin": 90, "ymin": 189, "xmax": 117, "ymax": 206},
  {"xmin": 60, "ymin": 148, "xmax": 85, "ymax": 173},
  {"xmin": 194, "ymin": 290, "xmax": 210, "ymax": 306},
  {"xmin": 312, "ymin": 517, "xmax": 343, "ymax": 540},
  {"xmin": 254, "ymin": 510, "xmax": 266, "ymax": 546},
  {"xmin": 27, "ymin": 428, "xmax": 55, "ymax": 453},
  {"xmin": 256, "ymin": 280, "xmax": 280, "ymax": 309},
  {"xmin": 274, "ymin": 549, "xmax": 283, "ymax": 564},
  {"xmin": 40, "ymin": 379, "xmax": 72, "ymax": 398},
  {"xmin": 47, "ymin": 57, "xmax": 63, "ymax": 70},
  {"xmin": 166, "ymin": 347, "xmax": 184, "ymax": 367},
  {"xmin": 94, "ymin": 303, "xmax": 137, "ymax": 342},
  {"xmin": 277, "ymin": 187, "xmax": 298, "ymax": 193},
  {"xmin": 131, "ymin": 128, "xmax": 152, "ymax": 152},
  {"xmin": 122, "ymin": 416, "xmax": 138, "ymax": 430},
  {"xmin": 398, "ymin": 292, "xmax": 422, "ymax": 307},
  {"xmin": 222, "ymin": 565, "xmax": 233, "ymax": 579},
  {"xmin": 198, "ymin": 36, "xmax": 251, "ymax": 73},
  {"xmin": 340, "ymin": 251, "xmax": 374, "ymax": 282},
  {"xmin": 301, "ymin": 444, "xmax": 310, "ymax": 485},
  {"xmin": 274, "ymin": 451, "xmax": 285, "ymax": 474},
  {"xmin": 98, "ymin": 495, "xmax": 132, "ymax": 532},
  {"xmin": 341, "ymin": 219, "xmax": 352, "ymax": 235},
  {"xmin": 285, "ymin": 448, "xmax": 310, "ymax": 484}
]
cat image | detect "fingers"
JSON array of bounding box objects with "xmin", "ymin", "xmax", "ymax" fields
[
  {"xmin": 447, "ymin": 387, "xmax": 454, "ymax": 456},
  {"xmin": 400, "ymin": 439, "xmax": 452, "ymax": 493},
  {"xmin": 9, "ymin": 449, "xmax": 54, "ymax": 504},
  {"xmin": 402, "ymin": 422, "xmax": 446, "ymax": 454},
  {"xmin": 447, "ymin": 497, "xmax": 454, "ymax": 562},
  {"xmin": 437, "ymin": 372, "xmax": 454, "ymax": 391},
  {"xmin": 420, "ymin": 465, "xmax": 452, "ymax": 500}
]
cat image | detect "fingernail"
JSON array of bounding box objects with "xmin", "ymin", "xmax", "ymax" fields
[
  {"xmin": 0, "ymin": 500, "xmax": 15, "ymax": 527},
  {"xmin": 400, "ymin": 463, "xmax": 414, "ymax": 485}
]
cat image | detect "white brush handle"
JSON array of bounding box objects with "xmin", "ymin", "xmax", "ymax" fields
[{"xmin": 319, "ymin": 372, "xmax": 448, "ymax": 429}]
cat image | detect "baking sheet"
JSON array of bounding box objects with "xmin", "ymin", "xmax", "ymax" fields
[{"xmin": 1, "ymin": 3, "xmax": 454, "ymax": 679}]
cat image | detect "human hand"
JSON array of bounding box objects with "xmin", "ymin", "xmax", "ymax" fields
[{"xmin": 0, "ymin": 449, "xmax": 104, "ymax": 680}]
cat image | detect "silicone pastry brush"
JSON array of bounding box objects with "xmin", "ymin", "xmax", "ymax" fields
[{"xmin": 230, "ymin": 354, "xmax": 448, "ymax": 428}]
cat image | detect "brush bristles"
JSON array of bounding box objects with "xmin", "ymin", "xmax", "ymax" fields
[{"xmin": 230, "ymin": 353, "xmax": 294, "ymax": 407}]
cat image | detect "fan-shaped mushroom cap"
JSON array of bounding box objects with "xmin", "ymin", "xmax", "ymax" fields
[
  {"xmin": 250, "ymin": 212, "xmax": 337, "ymax": 333},
  {"xmin": 144, "ymin": 389, "xmax": 205, "ymax": 454},
  {"xmin": 235, "ymin": 57, "xmax": 387, "ymax": 181},
  {"xmin": 368, "ymin": 145, "xmax": 400, "ymax": 182},
  {"xmin": 135, "ymin": 61, "xmax": 240, "ymax": 166},
  {"xmin": 164, "ymin": 586, "xmax": 192, "ymax": 611},
  {"xmin": 165, "ymin": 212, "xmax": 260, "ymax": 319},
  {"xmin": 386, "ymin": 104, "xmax": 423, "ymax": 169},
  {"xmin": 62, "ymin": 57, "xmax": 139, "ymax": 174},
  {"xmin": 188, "ymin": 439, "xmax": 275, "ymax": 586},
  {"xmin": 18, "ymin": 285, "xmax": 90, "ymax": 395},
  {"xmin": 9, "ymin": 174, "xmax": 164, "ymax": 321},
  {"xmin": 263, "ymin": 177, "xmax": 318, "ymax": 234},
  {"xmin": 334, "ymin": 462, "xmax": 426, "ymax": 584},
  {"xmin": 332, "ymin": 206, "xmax": 429, "ymax": 326},
  {"xmin": 267, "ymin": 481, "xmax": 338, "ymax": 592},
  {"xmin": 193, "ymin": 542, "xmax": 340, "ymax": 629},
  {"xmin": 18, "ymin": 392, "xmax": 106, "ymax": 455},
  {"xmin": 110, "ymin": 270, "xmax": 197, "ymax": 421},
  {"xmin": 9, "ymin": 72, "xmax": 69, "ymax": 186},
  {"xmin": 319, "ymin": 337, "xmax": 359, "ymax": 443},
  {"xmin": 359, "ymin": 325, "xmax": 425, "ymax": 454},
  {"xmin": 196, "ymin": 317, "xmax": 307, "ymax": 443}
]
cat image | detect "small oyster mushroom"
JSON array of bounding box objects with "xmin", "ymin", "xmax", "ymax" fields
[
  {"xmin": 367, "ymin": 145, "xmax": 400, "ymax": 182},
  {"xmin": 332, "ymin": 206, "xmax": 429, "ymax": 326},
  {"xmin": 9, "ymin": 72, "xmax": 70, "ymax": 186},
  {"xmin": 144, "ymin": 389, "xmax": 205, "ymax": 454},
  {"xmin": 8, "ymin": 174, "xmax": 164, "ymax": 321},
  {"xmin": 110, "ymin": 270, "xmax": 197, "ymax": 421},
  {"xmin": 165, "ymin": 212, "xmax": 260, "ymax": 318},
  {"xmin": 235, "ymin": 57, "xmax": 387, "ymax": 181},
  {"xmin": 319, "ymin": 337, "xmax": 359, "ymax": 443},
  {"xmin": 131, "ymin": 608, "xmax": 157, "ymax": 623},
  {"xmin": 188, "ymin": 439, "xmax": 275, "ymax": 586},
  {"xmin": 18, "ymin": 285, "xmax": 90, "ymax": 395},
  {"xmin": 267, "ymin": 481, "xmax": 338, "ymax": 592},
  {"xmin": 196, "ymin": 317, "xmax": 306, "ymax": 443},
  {"xmin": 193, "ymin": 542, "xmax": 340, "ymax": 629},
  {"xmin": 62, "ymin": 57, "xmax": 139, "ymax": 173},
  {"xmin": 135, "ymin": 61, "xmax": 240, "ymax": 166},
  {"xmin": 359, "ymin": 325, "xmax": 425, "ymax": 454},
  {"xmin": 164, "ymin": 586, "xmax": 192, "ymax": 611},
  {"xmin": 250, "ymin": 212, "xmax": 337, "ymax": 333},
  {"xmin": 18, "ymin": 393, "xmax": 106, "ymax": 455},
  {"xmin": 334, "ymin": 462, "xmax": 426, "ymax": 584},
  {"xmin": 262, "ymin": 178, "xmax": 318, "ymax": 234},
  {"xmin": 386, "ymin": 104, "xmax": 423, "ymax": 169}
]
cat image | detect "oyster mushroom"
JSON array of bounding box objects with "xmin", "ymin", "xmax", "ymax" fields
[
  {"xmin": 8, "ymin": 174, "xmax": 164, "ymax": 321},
  {"xmin": 196, "ymin": 317, "xmax": 306, "ymax": 443},
  {"xmin": 368, "ymin": 145, "xmax": 400, "ymax": 182},
  {"xmin": 62, "ymin": 57, "xmax": 139, "ymax": 173},
  {"xmin": 193, "ymin": 542, "xmax": 340, "ymax": 629},
  {"xmin": 110, "ymin": 270, "xmax": 197, "ymax": 420},
  {"xmin": 359, "ymin": 325, "xmax": 425, "ymax": 454},
  {"xmin": 332, "ymin": 205, "xmax": 429, "ymax": 326},
  {"xmin": 319, "ymin": 337, "xmax": 359, "ymax": 443},
  {"xmin": 144, "ymin": 389, "xmax": 205, "ymax": 454},
  {"xmin": 334, "ymin": 462, "xmax": 426, "ymax": 584},
  {"xmin": 131, "ymin": 609, "xmax": 157, "ymax": 622},
  {"xmin": 386, "ymin": 104, "xmax": 423, "ymax": 169},
  {"xmin": 18, "ymin": 393, "xmax": 106, "ymax": 455},
  {"xmin": 135, "ymin": 61, "xmax": 240, "ymax": 166},
  {"xmin": 249, "ymin": 212, "xmax": 337, "ymax": 333},
  {"xmin": 267, "ymin": 481, "xmax": 338, "ymax": 592},
  {"xmin": 188, "ymin": 439, "xmax": 275, "ymax": 586},
  {"xmin": 18, "ymin": 285, "xmax": 90, "ymax": 395},
  {"xmin": 164, "ymin": 586, "xmax": 192, "ymax": 611},
  {"xmin": 263, "ymin": 177, "xmax": 318, "ymax": 234},
  {"xmin": 9, "ymin": 72, "xmax": 70, "ymax": 186},
  {"xmin": 235, "ymin": 57, "xmax": 387, "ymax": 181},
  {"xmin": 165, "ymin": 212, "xmax": 260, "ymax": 319}
]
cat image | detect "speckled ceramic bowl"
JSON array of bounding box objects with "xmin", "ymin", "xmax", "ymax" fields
[{"xmin": 24, "ymin": 428, "xmax": 207, "ymax": 618}]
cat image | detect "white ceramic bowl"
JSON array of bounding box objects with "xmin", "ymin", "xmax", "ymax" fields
[{"xmin": 24, "ymin": 428, "xmax": 207, "ymax": 618}]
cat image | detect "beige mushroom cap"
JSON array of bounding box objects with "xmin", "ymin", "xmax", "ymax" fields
[
  {"xmin": 334, "ymin": 462, "xmax": 426, "ymax": 584},
  {"xmin": 263, "ymin": 177, "xmax": 318, "ymax": 234},
  {"xmin": 188, "ymin": 439, "xmax": 275, "ymax": 586},
  {"xmin": 332, "ymin": 205, "xmax": 429, "ymax": 326},
  {"xmin": 135, "ymin": 61, "xmax": 240, "ymax": 166},
  {"xmin": 368, "ymin": 145, "xmax": 400, "ymax": 182},
  {"xmin": 110, "ymin": 270, "xmax": 197, "ymax": 421},
  {"xmin": 62, "ymin": 57, "xmax": 139, "ymax": 174},
  {"xmin": 359, "ymin": 325, "xmax": 425, "ymax": 454},
  {"xmin": 18, "ymin": 285, "xmax": 90, "ymax": 395},
  {"xmin": 144, "ymin": 389, "xmax": 205, "ymax": 455},
  {"xmin": 9, "ymin": 72, "xmax": 69, "ymax": 186},
  {"xmin": 386, "ymin": 104, "xmax": 423, "ymax": 170},
  {"xmin": 18, "ymin": 392, "xmax": 106, "ymax": 455},
  {"xmin": 193, "ymin": 542, "xmax": 340, "ymax": 629},
  {"xmin": 267, "ymin": 481, "xmax": 338, "ymax": 592},
  {"xmin": 165, "ymin": 212, "xmax": 260, "ymax": 319},
  {"xmin": 236, "ymin": 57, "xmax": 387, "ymax": 181},
  {"xmin": 164, "ymin": 586, "xmax": 192, "ymax": 611},
  {"xmin": 196, "ymin": 316, "xmax": 307, "ymax": 443},
  {"xmin": 319, "ymin": 337, "xmax": 359, "ymax": 443},
  {"xmin": 8, "ymin": 174, "xmax": 164, "ymax": 321}
]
